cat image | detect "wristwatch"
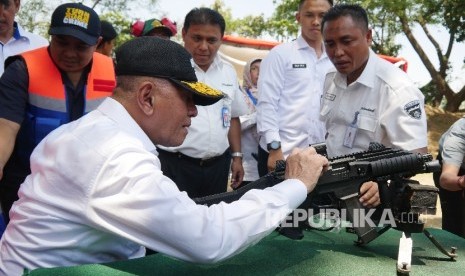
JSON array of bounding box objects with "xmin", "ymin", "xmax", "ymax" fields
[
  {"xmin": 231, "ymin": 152, "xmax": 243, "ymax": 158},
  {"xmin": 267, "ymin": 141, "xmax": 281, "ymax": 151}
]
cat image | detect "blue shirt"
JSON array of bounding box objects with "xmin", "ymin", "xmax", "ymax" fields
[{"xmin": 0, "ymin": 22, "xmax": 48, "ymax": 76}]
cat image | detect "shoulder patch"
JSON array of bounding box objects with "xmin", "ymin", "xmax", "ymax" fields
[{"xmin": 404, "ymin": 100, "xmax": 422, "ymax": 120}]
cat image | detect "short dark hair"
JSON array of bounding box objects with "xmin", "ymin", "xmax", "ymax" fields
[
  {"xmin": 100, "ymin": 20, "xmax": 117, "ymax": 42},
  {"xmin": 321, "ymin": 4, "xmax": 369, "ymax": 32},
  {"xmin": 0, "ymin": 0, "xmax": 12, "ymax": 8},
  {"xmin": 298, "ymin": 0, "xmax": 333, "ymax": 11},
  {"xmin": 183, "ymin": 8, "xmax": 226, "ymax": 36}
]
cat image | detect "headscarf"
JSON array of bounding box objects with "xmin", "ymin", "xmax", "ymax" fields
[{"xmin": 242, "ymin": 58, "xmax": 261, "ymax": 111}]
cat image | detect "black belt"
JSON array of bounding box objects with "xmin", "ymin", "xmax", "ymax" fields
[{"xmin": 157, "ymin": 148, "xmax": 226, "ymax": 167}]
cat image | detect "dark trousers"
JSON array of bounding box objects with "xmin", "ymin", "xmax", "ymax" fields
[
  {"xmin": 432, "ymin": 153, "xmax": 465, "ymax": 238},
  {"xmin": 257, "ymin": 145, "xmax": 269, "ymax": 177},
  {"xmin": 157, "ymin": 149, "xmax": 231, "ymax": 198}
]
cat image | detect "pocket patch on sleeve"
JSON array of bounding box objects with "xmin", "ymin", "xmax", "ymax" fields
[{"xmin": 404, "ymin": 100, "xmax": 422, "ymax": 120}]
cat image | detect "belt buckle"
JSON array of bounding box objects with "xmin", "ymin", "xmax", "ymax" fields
[{"xmin": 200, "ymin": 156, "xmax": 215, "ymax": 166}]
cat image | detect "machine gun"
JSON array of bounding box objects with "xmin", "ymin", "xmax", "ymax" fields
[{"xmin": 193, "ymin": 143, "xmax": 457, "ymax": 274}]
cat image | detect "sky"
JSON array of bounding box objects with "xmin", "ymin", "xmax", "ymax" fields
[{"xmin": 135, "ymin": 0, "xmax": 465, "ymax": 91}]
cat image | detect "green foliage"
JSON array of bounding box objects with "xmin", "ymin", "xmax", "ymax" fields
[
  {"xmin": 232, "ymin": 15, "xmax": 268, "ymax": 38},
  {"xmin": 17, "ymin": 0, "xmax": 53, "ymax": 38},
  {"xmin": 267, "ymin": 0, "xmax": 299, "ymax": 40},
  {"xmin": 442, "ymin": 0, "xmax": 465, "ymax": 42}
]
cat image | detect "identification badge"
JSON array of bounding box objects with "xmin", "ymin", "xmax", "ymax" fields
[
  {"xmin": 343, "ymin": 111, "xmax": 359, "ymax": 148},
  {"xmin": 222, "ymin": 106, "xmax": 231, "ymax": 127},
  {"xmin": 343, "ymin": 126, "xmax": 357, "ymax": 148}
]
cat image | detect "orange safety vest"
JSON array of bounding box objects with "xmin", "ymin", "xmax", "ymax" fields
[{"xmin": 17, "ymin": 47, "xmax": 115, "ymax": 159}]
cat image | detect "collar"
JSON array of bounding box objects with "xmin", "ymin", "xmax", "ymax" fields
[
  {"xmin": 98, "ymin": 98, "xmax": 157, "ymax": 154},
  {"xmin": 296, "ymin": 35, "xmax": 328, "ymax": 59},
  {"xmin": 354, "ymin": 49, "xmax": 376, "ymax": 88},
  {"xmin": 296, "ymin": 35, "xmax": 310, "ymax": 50},
  {"xmin": 334, "ymin": 49, "xmax": 376, "ymax": 89},
  {"xmin": 193, "ymin": 53, "xmax": 222, "ymax": 72}
]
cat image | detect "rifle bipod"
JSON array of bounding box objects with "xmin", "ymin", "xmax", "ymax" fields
[
  {"xmin": 396, "ymin": 230, "xmax": 457, "ymax": 275},
  {"xmin": 348, "ymin": 224, "xmax": 457, "ymax": 275}
]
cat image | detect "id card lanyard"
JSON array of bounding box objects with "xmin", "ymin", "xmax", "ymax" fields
[
  {"xmin": 245, "ymin": 88, "xmax": 258, "ymax": 106},
  {"xmin": 343, "ymin": 111, "xmax": 359, "ymax": 148}
]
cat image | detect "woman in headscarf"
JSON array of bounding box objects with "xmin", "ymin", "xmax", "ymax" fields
[{"xmin": 235, "ymin": 58, "xmax": 262, "ymax": 188}]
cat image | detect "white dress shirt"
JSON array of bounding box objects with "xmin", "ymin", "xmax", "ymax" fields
[
  {"xmin": 158, "ymin": 55, "xmax": 248, "ymax": 159},
  {"xmin": 320, "ymin": 49, "xmax": 428, "ymax": 158},
  {"xmin": 0, "ymin": 22, "xmax": 48, "ymax": 76},
  {"xmin": 0, "ymin": 98, "xmax": 307, "ymax": 275},
  {"xmin": 257, "ymin": 36, "xmax": 334, "ymax": 158}
]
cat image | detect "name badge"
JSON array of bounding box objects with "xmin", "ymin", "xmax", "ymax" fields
[
  {"xmin": 343, "ymin": 126, "xmax": 357, "ymax": 148},
  {"xmin": 292, "ymin": 64, "xmax": 307, "ymax": 69},
  {"xmin": 343, "ymin": 111, "xmax": 359, "ymax": 148},
  {"xmin": 222, "ymin": 106, "xmax": 230, "ymax": 128}
]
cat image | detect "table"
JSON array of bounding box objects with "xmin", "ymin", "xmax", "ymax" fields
[{"xmin": 26, "ymin": 228, "xmax": 465, "ymax": 276}]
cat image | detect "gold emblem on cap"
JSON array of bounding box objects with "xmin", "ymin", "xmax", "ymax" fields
[
  {"xmin": 151, "ymin": 20, "xmax": 163, "ymax": 28},
  {"xmin": 181, "ymin": 81, "xmax": 223, "ymax": 97}
]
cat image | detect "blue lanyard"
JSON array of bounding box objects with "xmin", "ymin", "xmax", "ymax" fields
[{"xmin": 245, "ymin": 88, "xmax": 258, "ymax": 106}]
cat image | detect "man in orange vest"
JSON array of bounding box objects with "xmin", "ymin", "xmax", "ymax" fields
[{"xmin": 0, "ymin": 2, "xmax": 115, "ymax": 225}]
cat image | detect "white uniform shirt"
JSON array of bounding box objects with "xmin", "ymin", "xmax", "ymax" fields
[
  {"xmin": 0, "ymin": 98, "xmax": 306, "ymax": 275},
  {"xmin": 158, "ymin": 55, "xmax": 248, "ymax": 159},
  {"xmin": 320, "ymin": 49, "xmax": 427, "ymax": 158},
  {"xmin": 257, "ymin": 36, "xmax": 334, "ymax": 158},
  {"xmin": 440, "ymin": 117, "xmax": 465, "ymax": 168},
  {"xmin": 0, "ymin": 22, "xmax": 48, "ymax": 76}
]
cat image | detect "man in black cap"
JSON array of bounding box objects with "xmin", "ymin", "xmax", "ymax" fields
[
  {"xmin": 0, "ymin": 36, "xmax": 328, "ymax": 274},
  {"xmin": 97, "ymin": 20, "xmax": 118, "ymax": 56},
  {"xmin": 0, "ymin": 2, "xmax": 115, "ymax": 224}
]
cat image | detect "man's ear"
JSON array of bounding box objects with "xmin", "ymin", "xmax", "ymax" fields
[
  {"xmin": 15, "ymin": 0, "xmax": 21, "ymax": 13},
  {"xmin": 366, "ymin": 28, "xmax": 373, "ymax": 45},
  {"xmin": 136, "ymin": 81, "xmax": 156, "ymax": 116},
  {"xmin": 295, "ymin": 11, "xmax": 301, "ymax": 24},
  {"xmin": 94, "ymin": 36, "xmax": 103, "ymax": 49},
  {"xmin": 181, "ymin": 28, "xmax": 187, "ymax": 42}
]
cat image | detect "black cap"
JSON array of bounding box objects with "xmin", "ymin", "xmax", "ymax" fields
[
  {"xmin": 115, "ymin": 37, "xmax": 224, "ymax": 106},
  {"xmin": 49, "ymin": 3, "xmax": 101, "ymax": 45},
  {"xmin": 100, "ymin": 20, "xmax": 117, "ymax": 42}
]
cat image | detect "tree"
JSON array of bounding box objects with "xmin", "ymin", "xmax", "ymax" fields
[{"xmin": 17, "ymin": 0, "xmax": 53, "ymax": 37}]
